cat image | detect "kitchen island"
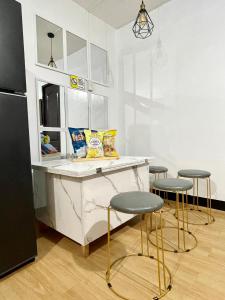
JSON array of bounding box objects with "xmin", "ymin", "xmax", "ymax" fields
[{"xmin": 32, "ymin": 156, "xmax": 153, "ymax": 256}]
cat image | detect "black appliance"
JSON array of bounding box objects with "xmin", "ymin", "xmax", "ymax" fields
[
  {"xmin": 42, "ymin": 84, "xmax": 61, "ymax": 151},
  {"xmin": 0, "ymin": 0, "xmax": 37, "ymax": 277}
]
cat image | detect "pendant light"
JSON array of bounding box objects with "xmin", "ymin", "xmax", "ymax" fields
[
  {"xmin": 133, "ymin": 1, "xmax": 154, "ymax": 39},
  {"xmin": 47, "ymin": 32, "xmax": 57, "ymax": 68}
]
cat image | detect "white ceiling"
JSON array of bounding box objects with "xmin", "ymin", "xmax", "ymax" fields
[{"xmin": 72, "ymin": 0, "xmax": 171, "ymax": 29}]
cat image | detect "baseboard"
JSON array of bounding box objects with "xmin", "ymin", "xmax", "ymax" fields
[{"xmin": 161, "ymin": 191, "xmax": 225, "ymax": 211}]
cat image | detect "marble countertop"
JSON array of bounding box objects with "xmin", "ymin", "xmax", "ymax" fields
[{"xmin": 32, "ymin": 156, "xmax": 154, "ymax": 178}]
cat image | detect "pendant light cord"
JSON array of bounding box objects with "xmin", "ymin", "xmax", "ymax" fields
[{"xmin": 50, "ymin": 37, "xmax": 53, "ymax": 58}]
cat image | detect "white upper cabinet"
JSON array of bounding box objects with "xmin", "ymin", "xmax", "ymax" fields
[
  {"xmin": 36, "ymin": 16, "xmax": 109, "ymax": 85},
  {"xmin": 66, "ymin": 31, "xmax": 88, "ymax": 78},
  {"xmin": 90, "ymin": 44, "xmax": 108, "ymax": 85},
  {"xmin": 36, "ymin": 16, "xmax": 64, "ymax": 70},
  {"xmin": 67, "ymin": 89, "xmax": 89, "ymax": 129},
  {"xmin": 90, "ymin": 94, "xmax": 108, "ymax": 130}
]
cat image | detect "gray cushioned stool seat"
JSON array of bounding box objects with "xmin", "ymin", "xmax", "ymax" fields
[
  {"xmin": 178, "ymin": 169, "xmax": 211, "ymax": 179},
  {"xmin": 110, "ymin": 191, "xmax": 164, "ymax": 214},
  {"xmin": 149, "ymin": 166, "xmax": 168, "ymax": 174},
  {"xmin": 153, "ymin": 178, "xmax": 193, "ymax": 192}
]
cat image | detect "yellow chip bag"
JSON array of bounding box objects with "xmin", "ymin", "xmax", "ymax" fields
[
  {"xmin": 103, "ymin": 130, "xmax": 119, "ymax": 157},
  {"xmin": 84, "ymin": 130, "xmax": 104, "ymax": 158}
]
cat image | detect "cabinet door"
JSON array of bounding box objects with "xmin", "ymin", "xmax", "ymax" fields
[
  {"xmin": 91, "ymin": 44, "xmax": 108, "ymax": 85},
  {"xmin": 36, "ymin": 16, "xmax": 64, "ymax": 70},
  {"xmin": 0, "ymin": 93, "xmax": 37, "ymax": 276},
  {"xmin": 66, "ymin": 31, "xmax": 88, "ymax": 78},
  {"xmin": 67, "ymin": 89, "xmax": 89, "ymax": 128},
  {"xmin": 0, "ymin": 0, "xmax": 26, "ymax": 93},
  {"xmin": 67, "ymin": 89, "xmax": 89, "ymax": 154},
  {"xmin": 90, "ymin": 94, "xmax": 108, "ymax": 130}
]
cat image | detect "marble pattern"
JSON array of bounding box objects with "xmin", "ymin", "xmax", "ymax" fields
[
  {"xmin": 33, "ymin": 157, "xmax": 151, "ymax": 247},
  {"xmin": 82, "ymin": 165, "xmax": 149, "ymax": 245}
]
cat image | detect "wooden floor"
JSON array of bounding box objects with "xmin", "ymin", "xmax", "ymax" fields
[{"xmin": 1, "ymin": 204, "xmax": 225, "ymax": 300}]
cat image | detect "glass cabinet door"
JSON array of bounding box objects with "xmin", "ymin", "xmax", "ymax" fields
[
  {"xmin": 90, "ymin": 94, "xmax": 108, "ymax": 130},
  {"xmin": 66, "ymin": 31, "xmax": 88, "ymax": 78},
  {"xmin": 67, "ymin": 89, "xmax": 89, "ymax": 128},
  {"xmin": 36, "ymin": 16, "xmax": 64, "ymax": 70},
  {"xmin": 67, "ymin": 89, "xmax": 89, "ymax": 154},
  {"xmin": 90, "ymin": 44, "xmax": 108, "ymax": 85}
]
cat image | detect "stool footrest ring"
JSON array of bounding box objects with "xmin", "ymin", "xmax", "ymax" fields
[
  {"xmin": 149, "ymin": 226, "xmax": 198, "ymax": 253},
  {"xmin": 106, "ymin": 254, "xmax": 172, "ymax": 300},
  {"xmin": 173, "ymin": 210, "xmax": 215, "ymax": 226}
]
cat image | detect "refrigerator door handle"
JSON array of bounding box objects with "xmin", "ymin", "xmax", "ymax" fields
[{"xmin": 0, "ymin": 91, "xmax": 26, "ymax": 98}]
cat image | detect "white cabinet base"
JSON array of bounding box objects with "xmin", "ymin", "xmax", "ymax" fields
[{"xmin": 33, "ymin": 160, "xmax": 150, "ymax": 255}]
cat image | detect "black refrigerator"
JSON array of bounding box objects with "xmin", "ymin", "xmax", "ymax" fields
[{"xmin": 0, "ymin": 0, "xmax": 37, "ymax": 277}]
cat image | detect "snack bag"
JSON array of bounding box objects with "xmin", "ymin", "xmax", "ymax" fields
[
  {"xmin": 84, "ymin": 130, "xmax": 104, "ymax": 158},
  {"xmin": 68, "ymin": 127, "xmax": 87, "ymax": 158},
  {"xmin": 103, "ymin": 130, "xmax": 119, "ymax": 157}
]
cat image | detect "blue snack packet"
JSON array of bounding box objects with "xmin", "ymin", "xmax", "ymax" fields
[{"xmin": 68, "ymin": 127, "xmax": 87, "ymax": 158}]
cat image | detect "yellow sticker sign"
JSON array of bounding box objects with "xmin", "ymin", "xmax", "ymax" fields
[
  {"xmin": 70, "ymin": 75, "xmax": 79, "ymax": 89},
  {"xmin": 70, "ymin": 75, "xmax": 85, "ymax": 90}
]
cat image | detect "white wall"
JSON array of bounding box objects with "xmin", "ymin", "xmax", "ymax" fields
[
  {"xmin": 17, "ymin": 0, "xmax": 117, "ymax": 162},
  {"xmin": 116, "ymin": 0, "xmax": 225, "ymax": 200}
]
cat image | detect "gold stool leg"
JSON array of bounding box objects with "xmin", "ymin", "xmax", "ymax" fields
[
  {"xmin": 150, "ymin": 174, "xmax": 154, "ymax": 193},
  {"xmin": 193, "ymin": 178, "xmax": 196, "ymax": 208},
  {"xmin": 176, "ymin": 192, "xmax": 180, "ymax": 250},
  {"xmin": 145, "ymin": 214, "xmax": 150, "ymax": 256},
  {"xmin": 159, "ymin": 210, "xmax": 167, "ymax": 291},
  {"xmin": 155, "ymin": 212, "xmax": 162, "ymax": 295},
  {"xmin": 208, "ymin": 177, "xmax": 213, "ymax": 223},
  {"xmin": 186, "ymin": 190, "xmax": 189, "ymax": 232},
  {"xmin": 158, "ymin": 174, "xmax": 161, "ymax": 198},
  {"xmin": 154, "ymin": 174, "xmax": 157, "ymax": 195},
  {"xmin": 163, "ymin": 173, "xmax": 166, "ymax": 200},
  {"xmin": 209, "ymin": 177, "xmax": 212, "ymax": 222},
  {"xmin": 182, "ymin": 192, "xmax": 186, "ymax": 251},
  {"xmin": 206, "ymin": 178, "xmax": 210, "ymax": 224},
  {"xmin": 107, "ymin": 207, "xmax": 111, "ymax": 284},
  {"xmin": 166, "ymin": 173, "xmax": 168, "ymax": 201},
  {"xmin": 196, "ymin": 178, "xmax": 199, "ymax": 210},
  {"xmin": 140, "ymin": 214, "xmax": 144, "ymax": 255},
  {"xmin": 149, "ymin": 213, "xmax": 153, "ymax": 234}
]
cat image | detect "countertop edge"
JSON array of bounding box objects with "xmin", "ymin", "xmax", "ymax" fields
[{"xmin": 32, "ymin": 156, "xmax": 154, "ymax": 178}]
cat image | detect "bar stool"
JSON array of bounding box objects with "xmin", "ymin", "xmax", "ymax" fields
[
  {"xmin": 149, "ymin": 166, "xmax": 168, "ymax": 181},
  {"xmin": 150, "ymin": 179, "xmax": 197, "ymax": 253},
  {"xmin": 106, "ymin": 191, "xmax": 172, "ymax": 300},
  {"xmin": 149, "ymin": 166, "xmax": 169, "ymax": 210},
  {"xmin": 149, "ymin": 165, "xmax": 168, "ymax": 194},
  {"xmin": 177, "ymin": 169, "xmax": 215, "ymax": 225}
]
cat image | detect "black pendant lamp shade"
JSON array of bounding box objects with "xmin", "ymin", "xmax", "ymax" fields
[
  {"xmin": 133, "ymin": 1, "xmax": 154, "ymax": 39},
  {"xmin": 47, "ymin": 32, "xmax": 57, "ymax": 68}
]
